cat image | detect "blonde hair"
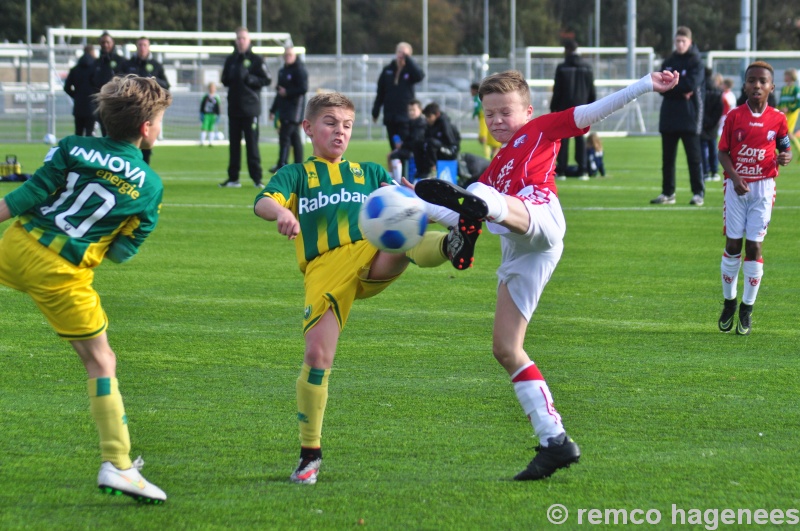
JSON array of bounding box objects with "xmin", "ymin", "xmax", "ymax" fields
[
  {"xmin": 478, "ymin": 70, "xmax": 531, "ymax": 108},
  {"xmin": 94, "ymin": 75, "xmax": 172, "ymax": 141},
  {"xmin": 304, "ymin": 92, "xmax": 355, "ymax": 122},
  {"xmin": 786, "ymin": 68, "xmax": 798, "ymax": 82},
  {"xmin": 587, "ymin": 132, "xmax": 602, "ymax": 151}
]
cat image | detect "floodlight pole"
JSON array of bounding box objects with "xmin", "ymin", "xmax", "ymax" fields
[
  {"xmin": 423, "ymin": 0, "xmax": 428, "ymax": 92},
  {"xmin": 139, "ymin": 0, "xmax": 144, "ymax": 31},
  {"xmin": 509, "ymin": 0, "xmax": 516, "ymax": 70},
  {"xmin": 336, "ymin": 0, "xmax": 342, "ymax": 91},
  {"xmin": 82, "ymin": 0, "xmax": 87, "ymax": 45}
]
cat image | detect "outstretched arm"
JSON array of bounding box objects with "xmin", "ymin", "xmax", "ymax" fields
[
  {"xmin": 574, "ymin": 71, "xmax": 679, "ymax": 128},
  {"xmin": 255, "ymin": 195, "xmax": 300, "ymax": 240}
]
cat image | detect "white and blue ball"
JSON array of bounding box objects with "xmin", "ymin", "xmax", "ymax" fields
[{"xmin": 359, "ymin": 185, "xmax": 428, "ymax": 253}]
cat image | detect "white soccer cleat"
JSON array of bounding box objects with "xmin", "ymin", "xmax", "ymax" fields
[
  {"xmin": 290, "ymin": 456, "xmax": 322, "ymax": 485},
  {"xmin": 97, "ymin": 456, "xmax": 166, "ymax": 504}
]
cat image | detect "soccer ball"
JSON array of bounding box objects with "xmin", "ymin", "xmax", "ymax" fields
[
  {"xmin": 359, "ymin": 185, "xmax": 428, "ymax": 253},
  {"xmin": 43, "ymin": 133, "xmax": 57, "ymax": 146}
]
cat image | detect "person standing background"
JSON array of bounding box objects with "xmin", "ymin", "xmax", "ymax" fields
[
  {"xmin": 700, "ymin": 70, "xmax": 724, "ymax": 183},
  {"xmin": 777, "ymin": 67, "xmax": 800, "ymax": 155},
  {"xmin": 651, "ymin": 26, "xmax": 706, "ymax": 206},
  {"xmin": 372, "ymin": 42, "xmax": 425, "ymax": 150},
  {"xmin": 122, "ymin": 36, "xmax": 171, "ymax": 165},
  {"xmin": 268, "ymin": 46, "xmax": 309, "ymax": 173},
  {"xmin": 90, "ymin": 32, "xmax": 126, "ymax": 136},
  {"xmin": 550, "ymin": 39, "xmax": 596, "ymax": 178},
  {"xmin": 199, "ymin": 82, "xmax": 221, "ymax": 147},
  {"xmin": 64, "ymin": 44, "xmax": 97, "ymax": 136},
  {"xmin": 220, "ymin": 27, "xmax": 271, "ymax": 188}
]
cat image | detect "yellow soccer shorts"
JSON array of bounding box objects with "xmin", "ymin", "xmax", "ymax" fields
[
  {"xmin": 0, "ymin": 221, "xmax": 108, "ymax": 339},
  {"xmin": 302, "ymin": 239, "xmax": 399, "ymax": 334},
  {"xmin": 786, "ymin": 109, "xmax": 799, "ymax": 136}
]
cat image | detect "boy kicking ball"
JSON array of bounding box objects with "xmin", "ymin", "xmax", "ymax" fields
[
  {"xmin": 717, "ymin": 61, "xmax": 792, "ymax": 335},
  {"xmin": 415, "ymin": 69, "xmax": 679, "ymax": 480},
  {"xmin": 253, "ymin": 93, "xmax": 480, "ymax": 485},
  {"xmin": 0, "ymin": 75, "xmax": 172, "ymax": 503}
]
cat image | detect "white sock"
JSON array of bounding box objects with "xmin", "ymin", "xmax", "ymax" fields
[
  {"xmin": 721, "ymin": 252, "xmax": 741, "ymax": 300},
  {"xmin": 390, "ymin": 159, "xmax": 403, "ymax": 182},
  {"xmin": 466, "ymin": 182, "xmax": 509, "ymax": 223},
  {"xmin": 424, "ymin": 202, "xmax": 459, "ymax": 228},
  {"xmin": 511, "ymin": 362, "xmax": 564, "ymax": 446},
  {"xmin": 200, "ymin": 131, "xmax": 207, "ymax": 143},
  {"xmin": 741, "ymin": 259, "xmax": 763, "ymax": 305}
]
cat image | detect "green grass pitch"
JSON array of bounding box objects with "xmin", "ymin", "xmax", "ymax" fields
[{"xmin": 0, "ymin": 137, "xmax": 799, "ymax": 529}]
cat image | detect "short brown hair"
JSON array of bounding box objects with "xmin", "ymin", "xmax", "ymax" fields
[
  {"xmin": 478, "ymin": 70, "xmax": 531, "ymax": 107},
  {"xmin": 304, "ymin": 92, "xmax": 355, "ymax": 122},
  {"xmin": 94, "ymin": 75, "xmax": 172, "ymax": 141},
  {"xmin": 745, "ymin": 61, "xmax": 774, "ymax": 81},
  {"xmin": 675, "ymin": 26, "xmax": 692, "ymax": 40}
]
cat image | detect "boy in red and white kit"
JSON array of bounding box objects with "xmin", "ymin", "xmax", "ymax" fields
[
  {"xmin": 415, "ymin": 69, "xmax": 679, "ymax": 480},
  {"xmin": 717, "ymin": 61, "xmax": 792, "ymax": 335}
]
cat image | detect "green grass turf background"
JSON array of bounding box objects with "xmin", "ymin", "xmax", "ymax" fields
[{"xmin": 1, "ymin": 137, "xmax": 799, "ymax": 529}]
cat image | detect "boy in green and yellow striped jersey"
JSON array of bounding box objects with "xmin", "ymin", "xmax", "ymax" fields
[
  {"xmin": 0, "ymin": 75, "xmax": 171, "ymax": 504},
  {"xmin": 254, "ymin": 92, "xmax": 481, "ymax": 485}
]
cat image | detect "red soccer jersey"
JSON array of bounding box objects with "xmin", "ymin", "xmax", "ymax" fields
[
  {"xmin": 479, "ymin": 109, "xmax": 589, "ymax": 203},
  {"xmin": 718, "ymin": 104, "xmax": 789, "ymax": 182}
]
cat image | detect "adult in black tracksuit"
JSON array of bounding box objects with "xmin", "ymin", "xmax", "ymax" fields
[
  {"xmin": 90, "ymin": 32, "xmax": 127, "ymax": 137},
  {"xmin": 220, "ymin": 27, "xmax": 272, "ymax": 187},
  {"xmin": 652, "ymin": 26, "xmax": 706, "ymax": 206},
  {"xmin": 64, "ymin": 45, "xmax": 97, "ymax": 136},
  {"xmin": 268, "ymin": 46, "xmax": 308, "ymax": 172},
  {"xmin": 550, "ymin": 39, "xmax": 596, "ymax": 176},
  {"xmin": 414, "ymin": 102, "xmax": 460, "ymax": 178},
  {"xmin": 121, "ymin": 37, "xmax": 171, "ymax": 164},
  {"xmin": 372, "ymin": 42, "xmax": 425, "ymax": 150}
]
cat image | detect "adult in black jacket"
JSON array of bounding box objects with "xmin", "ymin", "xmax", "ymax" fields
[
  {"xmin": 64, "ymin": 44, "xmax": 97, "ymax": 136},
  {"xmin": 550, "ymin": 39, "xmax": 596, "ymax": 177},
  {"xmin": 372, "ymin": 42, "xmax": 425, "ymax": 150},
  {"xmin": 90, "ymin": 32, "xmax": 127, "ymax": 136},
  {"xmin": 651, "ymin": 26, "xmax": 706, "ymax": 206},
  {"xmin": 220, "ymin": 27, "xmax": 272, "ymax": 188},
  {"xmin": 268, "ymin": 46, "xmax": 308, "ymax": 173},
  {"xmin": 121, "ymin": 37, "xmax": 171, "ymax": 164},
  {"xmin": 414, "ymin": 102, "xmax": 460, "ymax": 179}
]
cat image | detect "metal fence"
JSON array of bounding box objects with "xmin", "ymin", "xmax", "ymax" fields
[{"xmin": 0, "ymin": 42, "xmax": 672, "ymax": 144}]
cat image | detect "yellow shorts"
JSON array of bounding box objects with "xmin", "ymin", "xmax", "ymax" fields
[
  {"xmin": 786, "ymin": 109, "xmax": 799, "ymax": 135},
  {"xmin": 0, "ymin": 222, "xmax": 107, "ymax": 339},
  {"xmin": 303, "ymin": 239, "xmax": 398, "ymax": 334}
]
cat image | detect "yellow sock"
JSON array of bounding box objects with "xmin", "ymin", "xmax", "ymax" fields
[
  {"xmin": 405, "ymin": 231, "xmax": 447, "ymax": 267},
  {"xmin": 296, "ymin": 363, "xmax": 330, "ymax": 448},
  {"xmin": 88, "ymin": 377, "xmax": 131, "ymax": 469}
]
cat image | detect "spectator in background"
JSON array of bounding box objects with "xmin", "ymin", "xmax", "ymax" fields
[
  {"xmin": 413, "ymin": 102, "xmax": 460, "ymax": 179},
  {"xmin": 372, "ymin": 42, "xmax": 425, "ymax": 150},
  {"xmin": 719, "ymin": 78, "xmax": 737, "ymax": 139},
  {"xmin": 651, "ymin": 26, "xmax": 705, "ymax": 206},
  {"xmin": 122, "ymin": 36, "xmax": 171, "ymax": 164},
  {"xmin": 586, "ymin": 132, "xmax": 605, "ymax": 177},
  {"xmin": 550, "ymin": 39, "xmax": 596, "ymax": 179},
  {"xmin": 219, "ymin": 27, "xmax": 272, "ymax": 188},
  {"xmin": 269, "ymin": 46, "xmax": 309, "ymax": 173},
  {"xmin": 64, "ymin": 44, "xmax": 97, "ymax": 136},
  {"xmin": 199, "ymin": 82, "xmax": 221, "ymax": 147},
  {"xmin": 387, "ymin": 99, "xmax": 427, "ymax": 182},
  {"xmin": 700, "ymin": 70, "xmax": 724, "ymax": 183},
  {"xmin": 90, "ymin": 32, "xmax": 127, "ymax": 136}
]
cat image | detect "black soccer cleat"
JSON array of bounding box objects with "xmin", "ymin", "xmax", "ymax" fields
[
  {"xmin": 736, "ymin": 302, "xmax": 753, "ymax": 335},
  {"xmin": 718, "ymin": 298, "xmax": 737, "ymax": 333},
  {"xmin": 414, "ymin": 179, "xmax": 489, "ymax": 220},
  {"xmin": 514, "ymin": 433, "xmax": 580, "ymax": 481},
  {"xmin": 445, "ymin": 217, "xmax": 482, "ymax": 270}
]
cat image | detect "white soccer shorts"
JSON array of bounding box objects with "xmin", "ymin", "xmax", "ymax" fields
[{"xmin": 723, "ymin": 178, "xmax": 775, "ymax": 242}]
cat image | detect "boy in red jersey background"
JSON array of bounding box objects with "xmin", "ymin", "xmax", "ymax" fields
[
  {"xmin": 717, "ymin": 61, "xmax": 792, "ymax": 335},
  {"xmin": 415, "ymin": 69, "xmax": 679, "ymax": 481}
]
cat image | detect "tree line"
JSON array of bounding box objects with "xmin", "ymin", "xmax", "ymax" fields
[{"xmin": 3, "ymin": 0, "xmax": 798, "ymax": 58}]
